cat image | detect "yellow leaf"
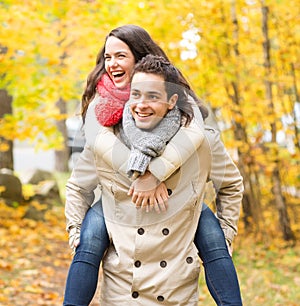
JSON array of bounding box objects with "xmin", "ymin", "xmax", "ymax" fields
[
  {"xmin": 25, "ymin": 284, "xmax": 43, "ymax": 294},
  {"xmin": 0, "ymin": 142, "xmax": 10, "ymax": 152}
]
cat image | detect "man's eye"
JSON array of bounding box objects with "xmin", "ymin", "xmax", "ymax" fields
[
  {"xmin": 149, "ymin": 95, "xmax": 159, "ymax": 100},
  {"xmin": 131, "ymin": 92, "xmax": 140, "ymax": 98}
]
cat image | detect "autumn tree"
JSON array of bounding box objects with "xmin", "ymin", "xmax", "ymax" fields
[
  {"xmin": 142, "ymin": 0, "xmax": 299, "ymax": 240},
  {"xmin": 260, "ymin": 1, "xmax": 294, "ymax": 240},
  {"xmin": 0, "ymin": 89, "xmax": 13, "ymax": 169},
  {"xmin": 0, "ymin": 0, "xmax": 299, "ymax": 240}
]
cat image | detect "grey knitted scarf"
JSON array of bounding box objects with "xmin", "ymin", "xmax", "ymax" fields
[{"xmin": 121, "ymin": 103, "xmax": 181, "ymax": 178}]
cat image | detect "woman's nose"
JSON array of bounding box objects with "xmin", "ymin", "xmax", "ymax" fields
[{"xmin": 108, "ymin": 57, "xmax": 117, "ymax": 67}]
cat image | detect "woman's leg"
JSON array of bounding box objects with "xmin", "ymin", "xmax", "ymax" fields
[
  {"xmin": 195, "ymin": 204, "xmax": 242, "ymax": 306},
  {"xmin": 63, "ymin": 199, "xmax": 109, "ymax": 306}
]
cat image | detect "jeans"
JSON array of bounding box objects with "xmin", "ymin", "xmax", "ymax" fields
[
  {"xmin": 63, "ymin": 201, "xmax": 242, "ymax": 306},
  {"xmin": 63, "ymin": 200, "xmax": 109, "ymax": 306},
  {"xmin": 195, "ymin": 204, "xmax": 242, "ymax": 305}
]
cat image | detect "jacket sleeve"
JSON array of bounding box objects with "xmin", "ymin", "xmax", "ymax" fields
[
  {"xmin": 148, "ymin": 99, "xmax": 205, "ymax": 181},
  {"xmin": 93, "ymin": 121, "xmax": 205, "ymax": 185},
  {"xmin": 65, "ymin": 143, "xmax": 99, "ymax": 233},
  {"xmin": 148, "ymin": 119, "xmax": 205, "ymax": 182},
  {"xmin": 65, "ymin": 99, "xmax": 102, "ymax": 233},
  {"xmin": 205, "ymin": 126, "xmax": 244, "ymax": 244},
  {"xmin": 96, "ymin": 96, "xmax": 205, "ymax": 181}
]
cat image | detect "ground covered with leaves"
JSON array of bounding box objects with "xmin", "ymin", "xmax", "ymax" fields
[
  {"xmin": 1, "ymin": 200, "xmax": 300, "ymax": 305},
  {"xmin": 0, "ymin": 202, "xmax": 69, "ymax": 305}
]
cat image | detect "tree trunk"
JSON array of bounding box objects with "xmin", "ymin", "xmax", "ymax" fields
[
  {"xmin": 224, "ymin": 1, "xmax": 262, "ymax": 231},
  {"xmin": 0, "ymin": 89, "xmax": 14, "ymax": 170},
  {"xmin": 54, "ymin": 98, "xmax": 69, "ymax": 172},
  {"xmin": 231, "ymin": 80, "xmax": 262, "ymax": 232},
  {"xmin": 261, "ymin": 3, "xmax": 295, "ymax": 241},
  {"xmin": 272, "ymin": 167, "xmax": 295, "ymax": 240},
  {"xmin": 290, "ymin": 63, "xmax": 300, "ymax": 150}
]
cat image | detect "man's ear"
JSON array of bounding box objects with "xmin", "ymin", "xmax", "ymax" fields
[{"xmin": 168, "ymin": 94, "xmax": 178, "ymax": 110}]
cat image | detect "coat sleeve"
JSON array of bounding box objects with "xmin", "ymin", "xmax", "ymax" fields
[
  {"xmin": 148, "ymin": 119, "xmax": 205, "ymax": 182},
  {"xmin": 65, "ymin": 99, "xmax": 102, "ymax": 233},
  {"xmin": 205, "ymin": 126, "xmax": 244, "ymax": 244},
  {"xmin": 148, "ymin": 99, "xmax": 205, "ymax": 181},
  {"xmin": 95, "ymin": 119, "xmax": 205, "ymax": 183},
  {"xmin": 65, "ymin": 144, "xmax": 99, "ymax": 233},
  {"xmin": 96, "ymin": 96, "xmax": 205, "ymax": 181}
]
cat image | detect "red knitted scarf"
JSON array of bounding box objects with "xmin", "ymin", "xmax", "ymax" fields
[{"xmin": 95, "ymin": 73, "xmax": 130, "ymax": 126}]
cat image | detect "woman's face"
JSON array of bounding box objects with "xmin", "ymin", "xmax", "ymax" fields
[{"xmin": 104, "ymin": 36, "xmax": 135, "ymax": 89}]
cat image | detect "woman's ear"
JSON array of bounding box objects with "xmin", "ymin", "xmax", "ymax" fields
[{"xmin": 168, "ymin": 94, "xmax": 178, "ymax": 110}]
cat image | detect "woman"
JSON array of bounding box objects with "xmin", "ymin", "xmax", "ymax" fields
[{"xmin": 64, "ymin": 25, "xmax": 243, "ymax": 305}]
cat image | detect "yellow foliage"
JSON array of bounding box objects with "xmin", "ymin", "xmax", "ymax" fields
[
  {"xmin": 0, "ymin": 0, "xmax": 299, "ymax": 213},
  {"xmin": 0, "ymin": 142, "xmax": 10, "ymax": 152},
  {"xmin": 0, "ymin": 186, "xmax": 6, "ymax": 195},
  {"xmin": 22, "ymin": 184, "xmax": 35, "ymax": 200},
  {"xmin": 31, "ymin": 200, "xmax": 48, "ymax": 211}
]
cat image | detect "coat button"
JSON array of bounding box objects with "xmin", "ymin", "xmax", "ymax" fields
[
  {"xmin": 134, "ymin": 260, "xmax": 141, "ymax": 268},
  {"xmin": 186, "ymin": 256, "xmax": 193, "ymax": 264},
  {"xmin": 162, "ymin": 228, "xmax": 169, "ymax": 235},
  {"xmin": 137, "ymin": 228, "xmax": 145, "ymax": 235},
  {"xmin": 132, "ymin": 291, "xmax": 139, "ymax": 298},
  {"xmin": 167, "ymin": 189, "xmax": 172, "ymax": 196},
  {"xmin": 160, "ymin": 260, "xmax": 167, "ymax": 268},
  {"xmin": 157, "ymin": 295, "xmax": 164, "ymax": 302}
]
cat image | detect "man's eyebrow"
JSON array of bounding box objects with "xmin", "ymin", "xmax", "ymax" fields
[{"xmin": 147, "ymin": 90, "xmax": 162, "ymax": 95}]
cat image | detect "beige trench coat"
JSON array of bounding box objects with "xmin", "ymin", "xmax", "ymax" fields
[
  {"xmin": 65, "ymin": 98, "xmax": 243, "ymax": 304},
  {"xmin": 92, "ymin": 124, "xmax": 211, "ymax": 305}
]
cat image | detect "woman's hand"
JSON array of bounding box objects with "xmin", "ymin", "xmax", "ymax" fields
[
  {"xmin": 152, "ymin": 182, "xmax": 169, "ymax": 213},
  {"xmin": 226, "ymin": 239, "xmax": 233, "ymax": 257},
  {"xmin": 128, "ymin": 171, "xmax": 169, "ymax": 213}
]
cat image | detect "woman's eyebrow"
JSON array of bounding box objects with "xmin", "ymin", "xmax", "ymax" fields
[{"xmin": 104, "ymin": 50, "xmax": 128, "ymax": 56}]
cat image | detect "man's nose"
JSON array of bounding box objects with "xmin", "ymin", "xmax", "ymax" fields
[{"xmin": 136, "ymin": 95, "xmax": 149, "ymax": 106}]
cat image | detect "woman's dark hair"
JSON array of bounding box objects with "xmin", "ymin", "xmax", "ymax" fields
[{"xmin": 81, "ymin": 24, "xmax": 208, "ymax": 121}]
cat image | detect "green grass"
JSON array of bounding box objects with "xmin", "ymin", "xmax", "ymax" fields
[{"xmin": 198, "ymin": 237, "xmax": 300, "ymax": 305}]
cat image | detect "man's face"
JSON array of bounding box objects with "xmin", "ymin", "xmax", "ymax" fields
[{"xmin": 129, "ymin": 72, "xmax": 178, "ymax": 130}]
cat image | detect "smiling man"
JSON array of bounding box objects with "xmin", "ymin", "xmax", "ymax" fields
[
  {"xmin": 127, "ymin": 55, "xmax": 191, "ymax": 131},
  {"xmin": 121, "ymin": 54, "xmax": 194, "ymax": 186},
  {"xmin": 129, "ymin": 72, "xmax": 178, "ymax": 130},
  {"xmin": 94, "ymin": 54, "xmax": 211, "ymax": 305}
]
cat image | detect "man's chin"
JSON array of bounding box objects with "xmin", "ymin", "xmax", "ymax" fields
[{"xmin": 135, "ymin": 120, "xmax": 159, "ymax": 131}]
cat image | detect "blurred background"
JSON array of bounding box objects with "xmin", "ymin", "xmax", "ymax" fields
[{"xmin": 0, "ymin": 0, "xmax": 299, "ymax": 305}]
